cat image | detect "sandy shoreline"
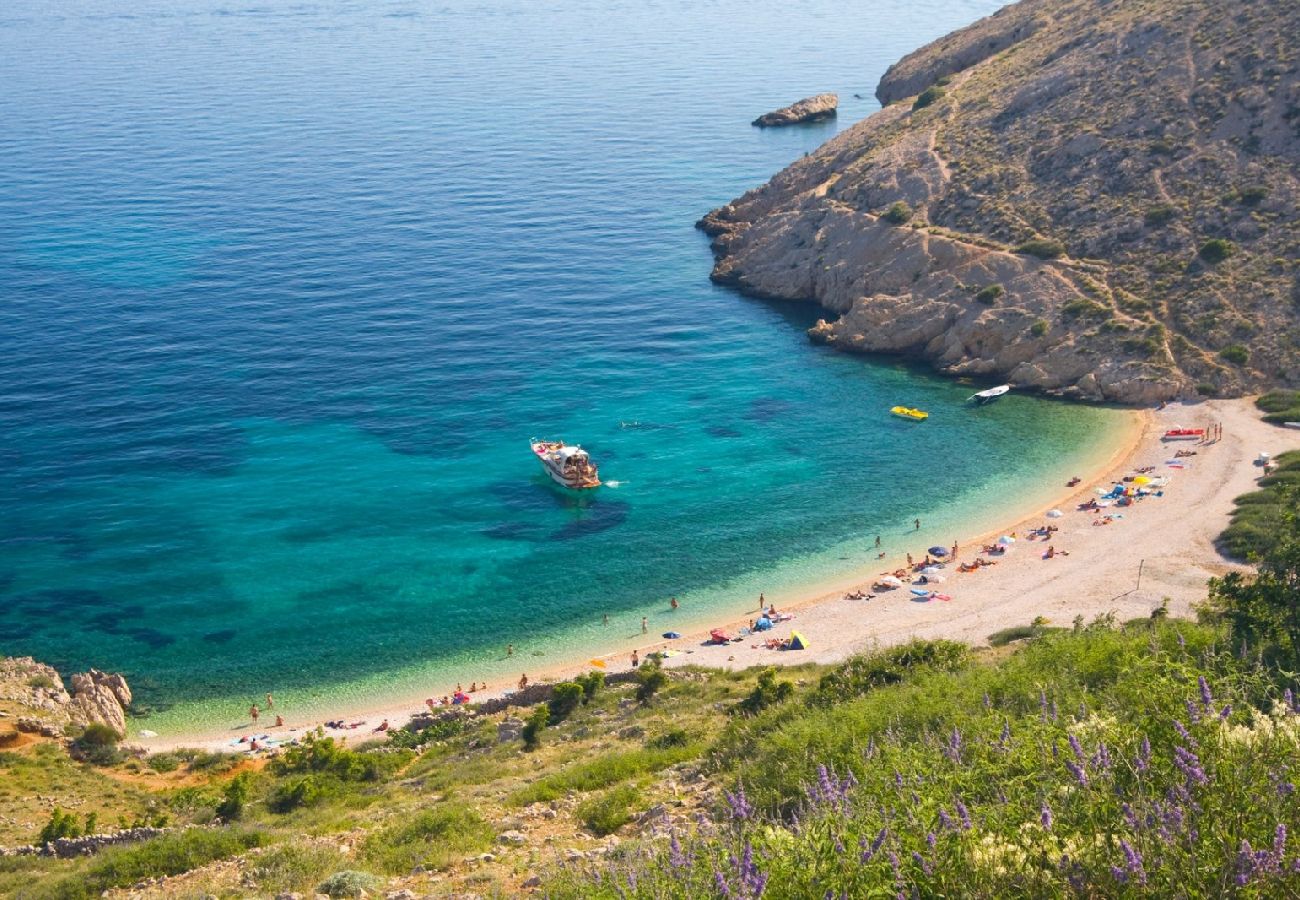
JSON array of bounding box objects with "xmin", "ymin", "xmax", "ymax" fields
[{"xmin": 139, "ymin": 397, "xmax": 1300, "ymax": 753}]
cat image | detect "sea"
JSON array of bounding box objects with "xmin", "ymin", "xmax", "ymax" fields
[{"xmin": 0, "ymin": 0, "xmax": 1129, "ymax": 735}]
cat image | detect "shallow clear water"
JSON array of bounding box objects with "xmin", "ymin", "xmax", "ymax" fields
[{"xmin": 0, "ymin": 0, "xmax": 1126, "ymax": 731}]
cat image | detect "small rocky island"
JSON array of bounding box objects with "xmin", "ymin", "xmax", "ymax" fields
[{"xmin": 752, "ymin": 93, "xmax": 838, "ymax": 127}]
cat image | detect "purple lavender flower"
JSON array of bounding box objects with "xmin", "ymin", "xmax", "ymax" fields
[
  {"xmin": 926, "ymin": 831, "xmax": 937, "ymax": 849},
  {"xmin": 912, "ymin": 851, "xmax": 932, "ymax": 875},
  {"xmin": 937, "ymin": 809, "xmax": 954, "ymax": 831},
  {"xmin": 1120, "ymin": 839, "xmax": 1147, "ymax": 885},
  {"xmin": 1285, "ymin": 688, "xmax": 1295, "ymax": 713},
  {"xmin": 1136, "ymin": 735, "xmax": 1151, "ymax": 773},
  {"xmin": 736, "ymin": 841, "xmax": 767, "ymax": 897},
  {"xmin": 1185, "ymin": 699, "xmax": 1201, "ymax": 724},
  {"xmin": 999, "ymin": 720, "xmax": 1011, "ymax": 749},
  {"xmin": 1066, "ymin": 760, "xmax": 1089, "ymax": 787},
  {"xmin": 1091, "ymin": 742, "xmax": 1112, "ymax": 772},
  {"xmin": 724, "ymin": 785, "xmax": 753, "ymax": 821},
  {"xmin": 1050, "ymin": 699, "xmax": 1059, "ymax": 721},
  {"xmin": 670, "ymin": 830, "xmax": 687, "ymax": 869},
  {"xmin": 1219, "ymin": 704, "xmax": 1232, "ymax": 720},
  {"xmin": 1174, "ymin": 719, "xmax": 1196, "ymax": 745},
  {"xmin": 1111, "ymin": 865, "xmax": 1129, "ymax": 885},
  {"xmin": 1068, "ymin": 733, "xmax": 1086, "ymax": 764},
  {"xmin": 1039, "ymin": 690, "xmax": 1049, "ymax": 720},
  {"xmin": 983, "ymin": 692, "xmax": 992, "ymax": 710},
  {"xmin": 945, "ymin": 727, "xmax": 964, "ymax": 764},
  {"xmin": 1041, "ymin": 801, "xmax": 1053, "ymax": 830},
  {"xmin": 861, "ymin": 827, "xmax": 888, "ymax": 863},
  {"xmin": 1198, "ymin": 675, "xmax": 1213, "ymax": 710},
  {"xmin": 1173, "ymin": 745, "xmax": 1208, "ymax": 786},
  {"xmin": 894, "ymin": 770, "xmax": 904, "ymax": 788},
  {"xmin": 955, "ymin": 797, "xmax": 972, "ymax": 830}
]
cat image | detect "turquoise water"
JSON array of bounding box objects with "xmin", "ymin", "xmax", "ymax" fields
[{"xmin": 0, "ymin": 0, "xmax": 1127, "ymax": 732}]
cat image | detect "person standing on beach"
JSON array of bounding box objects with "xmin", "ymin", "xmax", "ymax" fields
[
  {"xmin": 670, "ymin": 597, "xmax": 679, "ymax": 610},
  {"xmin": 641, "ymin": 616, "xmax": 648, "ymax": 634},
  {"xmin": 507, "ymin": 643, "xmax": 514, "ymax": 657},
  {"xmin": 519, "ymin": 674, "xmax": 528, "ymax": 690},
  {"xmin": 249, "ymin": 703, "xmax": 260, "ymax": 725},
  {"xmin": 758, "ymin": 592, "xmax": 765, "ymax": 611},
  {"xmin": 875, "ymin": 535, "xmax": 881, "ymax": 547},
  {"xmin": 951, "ymin": 542, "xmax": 958, "ymax": 560},
  {"xmin": 265, "ymin": 692, "xmax": 274, "ymax": 709},
  {"xmin": 603, "ymin": 613, "xmax": 609, "ymax": 626},
  {"xmin": 631, "ymin": 650, "xmax": 639, "ymax": 668},
  {"xmin": 914, "ymin": 518, "xmax": 921, "ymax": 531}
]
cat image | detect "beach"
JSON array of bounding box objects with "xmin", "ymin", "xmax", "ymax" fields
[{"xmin": 140, "ymin": 397, "xmax": 1299, "ymax": 754}]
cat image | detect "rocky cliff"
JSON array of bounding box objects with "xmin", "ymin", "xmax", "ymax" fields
[{"xmin": 701, "ymin": 0, "xmax": 1300, "ymax": 402}]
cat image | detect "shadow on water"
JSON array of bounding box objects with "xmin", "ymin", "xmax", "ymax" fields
[
  {"xmin": 705, "ymin": 424, "xmax": 743, "ymax": 438},
  {"xmin": 549, "ymin": 499, "xmax": 630, "ymax": 541}
]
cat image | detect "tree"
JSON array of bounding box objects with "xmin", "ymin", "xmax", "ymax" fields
[
  {"xmin": 635, "ymin": 657, "xmax": 668, "ymax": 704},
  {"xmin": 1208, "ymin": 486, "xmax": 1300, "ymax": 667},
  {"xmin": 548, "ymin": 682, "xmax": 584, "ymax": 724},
  {"xmin": 521, "ymin": 705, "xmax": 549, "ymax": 751}
]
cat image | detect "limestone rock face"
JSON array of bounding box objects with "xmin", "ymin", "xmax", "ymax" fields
[
  {"xmin": 752, "ymin": 93, "xmax": 838, "ymax": 127},
  {"xmin": 68, "ymin": 670, "xmax": 132, "ymax": 735},
  {"xmin": 703, "ymin": 0, "xmax": 1300, "ymax": 402}
]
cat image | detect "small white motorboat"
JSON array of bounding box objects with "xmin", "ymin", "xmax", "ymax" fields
[
  {"xmin": 969, "ymin": 384, "xmax": 1011, "ymax": 404},
  {"xmin": 530, "ymin": 439, "xmax": 601, "ymax": 489}
]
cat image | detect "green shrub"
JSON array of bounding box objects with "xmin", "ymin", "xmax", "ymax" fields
[
  {"xmin": 26, "ymin": 674, "xmax": 57, "ymax": 691},
  {"xmin": 1198, "ymin": 238, "xmax": 1235, "ymax": 263},
  {"xmin": 270, "ymin": 734, "xmax": 404, "ymax": 782},
  {"xmin": 549, "ymin": 682, "xmax": 585, "ymax": 724},
  {"xmin": 268, "ymin": 774, "xmax": 337, "ymax": 813},
  {"xmin": 575, "ymin": 671, "xmax": 604, "ymax": 703},
  {"xmin": 249, "ymin": 843, "xmax": 348, "ymax": 895},
  {"xmin": 317, "ymin": 870, "xmax": 382, "ymax": 899},
  {"xmin": 37, "ymin": 809, "xmax": 82, "ymax": 844},
  {"xmin": 635, "ymin": 658, "xmax": 668, "ymax": 704},
  {"xmin": 730, "ymin": 668, "xmax": 794, "ymax": 717},
  {"xmin": 1237, "ymin": 185, "xmax": 1268, "ymax": 205},
  {"xmin": 974, "ymin": 284, "xmax": 1004, "ymax": 305},
  {"xmin": 361, "ymin": 803, "xmax": 494, "ymax": 874},
  {"xmin": 71, "ymin": 723, "xmax": 123, "ymax": 766},
  {"xmin": 215, "ymin": 772, "xmax": 252, "ymax": 821},
  {"xmin": 1014, "ymin": 238, "xmax": 1067, "ymax": 259},
  {"xmin": 146, "ymin": 752, "xmax": 183, "ymax": 774},
  {"xmin": 1255, "ymin": 390, "xmax": 1300, "ymax": 424},
  {"xmin": 1030, "ymin": 319, "xmax": 1049, "ymax": 337},
  {"xmin": 522, "ymin": 705, "xmax": 549, "ymax": 752},
  {"xmin": 53, "ymin": 828, "xmax": 267, "ymax": 898},
  {"xmin": 883, "ymin": 201, "xmax": 913, "ymax": 224},
  {"xmin": 1218, "ymin": 452, "xmax": 1300, "ymax": 559},
  {"xmin": 1143, "ymin": 204, "xmax": 1177, "ymax": 226},
  {"xmin": 1196, "ymin": 382, "xmax": 1219, "ymax": 396},
  {"xmin": 1061, "ymin": 298, "xmax": 1112, "ymax": 319},
  {"xmin": 912, "ymin": 86, "xmax": 945, "ymax": 110},
  {"xmin": 509, "ymin": 745, "xmax": 701, "ymax": 806},
  {"xmin": 577, "ymin": 784, "xmax": 641, "ymax": 836},
  {"xmin": 1219, "ymin": 344, "xmax": 1249, "ymax": 365},
  {"xmin": 646, "ymin": 727, "xmax": 691, "ymax": 749}
]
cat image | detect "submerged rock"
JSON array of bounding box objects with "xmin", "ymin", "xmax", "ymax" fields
[{"xmin": 752, "ymin": 93, "xmax": 838, "ymax": 127}]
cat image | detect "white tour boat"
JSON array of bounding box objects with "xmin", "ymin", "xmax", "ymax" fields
[{"xmin": 530, "ymin": 439, "xmax": 601, "ymax": 489}]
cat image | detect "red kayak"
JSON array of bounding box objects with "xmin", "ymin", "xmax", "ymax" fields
[{"xmin": 1162, "ymin": 428, "xmax": 1204, "ymax": 441}]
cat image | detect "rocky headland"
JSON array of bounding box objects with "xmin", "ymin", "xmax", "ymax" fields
[
  {"xmin": 704, "ymin": 0, "xmax": 1299, "ymax": 402},
  {"xmin": 752, "ymin": 93, "xmax": 838, "ymax": 127}
]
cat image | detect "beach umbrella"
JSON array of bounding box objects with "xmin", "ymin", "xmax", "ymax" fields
[
  {"xmin": 1132, "ymin": 476, "xmax": 1152, "ymax": 485},
  {"xmin": 879, "ymin": 575, "xmax": 904, "ymax": 586},
  {"xmin": 589, "ymin": 659, "xmax": 606, "ymax": 668},
  {"xmin": 662, "ymin": 631, "xmax": 681, "ymax": 639},
  {"xmin": 998, "ymin": 535, "xmax": 1015, "ymax": 545},
  {"xmin": 1046, "ymin": 508, "xmax": 1064, "ymax": 518},
  {"xmin": 928, "ymin": 546, "xmax": 949, "ymax": 557}
]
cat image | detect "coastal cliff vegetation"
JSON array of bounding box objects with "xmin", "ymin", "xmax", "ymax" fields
[
  {"xmin": 1, "ymin": 486, "xmax": 1298, "ymax": 898},
  {"xmin": 699, "ymin": 0, "xmax": 1300, "ymax": 403}
]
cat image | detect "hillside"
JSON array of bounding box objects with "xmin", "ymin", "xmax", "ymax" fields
[{"xmin": 699, "ymin": 0, "xmax": 1300, "ymax": 403}]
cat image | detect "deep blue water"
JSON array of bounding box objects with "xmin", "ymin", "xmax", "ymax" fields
[{"xmin": 0, "ymin": 0, "xmax": 1124, "ymax": 730}]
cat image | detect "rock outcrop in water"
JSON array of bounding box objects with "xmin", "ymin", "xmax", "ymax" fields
[
  {"xmin": 752, "ymin": 93, "xmax": 838, "ymax": 127},
  {"xmin": 704, "ymin": 0, "xmax": 1300, "ymax": 402},
  {"xmin": 0, "ymin": 657, "xmax": 132, "ymax": 737}
]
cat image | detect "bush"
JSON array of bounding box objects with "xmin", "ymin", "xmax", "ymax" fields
[
  {"xmin": 1030, "ymin": 319, "xmax": 1049, "ymax": 337},
  {"xmin": 974, "ymin": 284, "xmax": 1003, "ymax": 305},
  {"xmin": 1219, "ymin": 452, "xmax": 1300, "ymax": 559},
  {"xmin": 215, "ymin": 772, "xmax": 251, "ymax": 821},
  {"xmin": 646, "ymin": 727, "xmax": 691, "ymax": 749},
  {"xmin": 549, "ymin": 682, "xmax": 585, "ymax": 724},
  {"xmin": 1198, "ymin": 238, "xmax": 1235, "ymax": 263},
  {"xmin": 509, "ymin": 745, "xmax": 701, "ymax": 806},
  {"xmin": 146, "ymin": 752, "xmax": 183, "ymax": 774},
  {"xmin": 27, "ymin": 674, "xmax": 57, "ymax": 690},
  {"xmin": 62, "ymin": 828, "xmax": 267, "ymax": 897},
  {"xmin": 37, "ymin": 809, "xmax": 83, "ymax": 844},
  {"xmin": 387, "ymin": 715, "xmax": 470, "ymax": 749},
  {"xmin": 1219, "ymin": 344, "xmax": 1249, "ymax": 365},
  {"xmin": 71, "ymin": 723, "xmax": 123, "ymax": 766},
  {"xmin": 270, "ymin": 734, "xmax": 404, "ymax": 782},
  {"xmin": 883, "ymin": 201, "xmax": 913, "ymax": 224},
  {"xmin": 635, "ymin": 658, "xmax": 668, "ymax": 704},
  {"xmin": 577, "ymin": 784, "xmax": 641, "ymax": 836},
  {"xmin": 575, "ymin": 671, "xmax": 604, "ymax": 703},
  {"xmin": 1255, "ymin": 390, "xmax": 1300, "ymax": 424},
  {"xmin": 1014, "ymin": 238, "xmax": 1067, "ymax": 260},
  {"xmin": 1196, "ymin": 382, "xmax": 1219, "ymax": 396},
  {"xmin": 1143, "ymin": 204, "xmax": 1177, "ymax": 226},
  {"xmin": 912, "ymin": 86, "xmax": 945, "ymax": 110},
  {"xmin": 1237, "ymin": 185, "xmax": 1268, "ymax": 205},
  {"xmin": 809, "ymin": 640, "xmax": 968, "ymax": 708},
  {"xmin": 731, "ymin": 668, "xmax": 794, "ymax": 717},
  {"xmin": 318, "ymin": 870, "xmax": 382, "ymax": 899},
  {"xmin": 250, "ymin": 844, "xmax": 348, "ymax": 895},
  {"xmin": 361, "ymin": 803, "xmax": 494, "ymax": 874},
  {"xmin": 267, "ymin": 774, "xmax": 337, "ymax": 813},
  {"xmin": 522, "ymin": 705, "xmax": 549, "ymax": 752}
]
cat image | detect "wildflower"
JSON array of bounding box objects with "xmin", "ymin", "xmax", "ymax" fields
[
  {"xmin": 1040, "ymin": 801, "xmax": 1053, "ymax": 830},
  {"xmin": 1039, "ymin": 690, "xmax": 1049, "ymax": 720},
  {"xmin": 1120, "ymin": 839, "xmax": 1147, "ymax": 885},
  {"xmin": 1176, "ymin": 631, "xmax": 1186, "ymax": 649},
  {"xmin": 1067, "ymin": 733, "xmax": 1085, "ymax": 764},
  {"xmin": 926, "ymin": 831, "xmax": 937, "ymax": 849},
  {"xmin": 1066, "ymin": 760, "xmax": 1089, "ymax": 787},
  {"xmin": 1050, "ymin": 699, "xmax": 1059, "ymax": 721},
  {"xmin": 1173, "ymin": 719, "xmax": 1196, "ymax": 746},
  {"xmin": 724, "ymin": 785, "xmax": 753, "ymax": 821},
  {"xmin": 945, "ymin": 727, "xmax": 964, "ymax": 763},
  {"xmin": 983, "ymin": 692, "xmax": 992, "ymax": 710},
  {"xmin": 1198, "ymin": 675, "xmax": 1213, "ymax": 710},
  {"xmin": 1173, "ymin": 745, "xmax": 1208, "ymax": 785},
  {"xmin": 715, "ymin": 870, "xmax": 734, "ymax": 898},
  {"xmin": 1185, "ymin": 699, "xmax": 1201, "ymax": 724},
  {"xmin": 669, "ymin": 830, "xmax": 687, "ymax": 869},
  {"xmin": 1091, "ymin": 742, "xmax": 1112, "ymax": 772},
  {"xmin": 912, "ymin": 851, "xmax": 932, "ymax": 875},
  {"xmin": 859, "ymin": 827, "xmax": 888, "ymax": 864},
  {"xmin": 955, "ymin": 797, "xmax": 972, "ymax": 830},
  {"xmin": 736, "ymin": 841, "xmax": 767, "ymax": 897},
  {"xmin": 1219, "ymin": 704, "xmax": 1232, "ymax": 721},
  {"xmin": 937, "ymin": 809, "xmax": 954, "ymax": 831},
  {"xmin": 998, "ymin": 720, "xmax": 1011, "ymax": 749},
  {"xmin": 1285, "ymin": 688, "xmax": 1295, "ymax": 713},
  {"xmin": 1135, "ymin": 735, "xmax": 1151, "ymax": 773},
  {"xmin": 894, "ymin": 771, "xmax": 904, "ymax": 788}
]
